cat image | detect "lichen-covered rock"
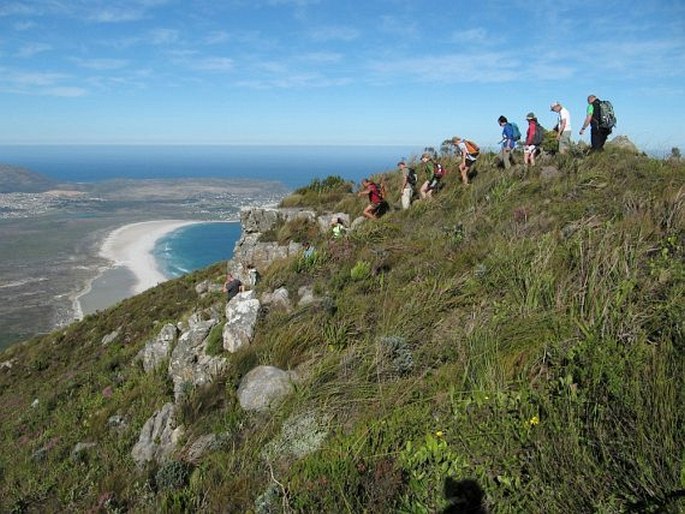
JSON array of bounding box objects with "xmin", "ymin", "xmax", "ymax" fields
[
  {"xmin": 223, "ymin": 291, "xmax": 260, "ymax": 353},
  {"xmin": 297, "ymin": 285, "xmax": 315, "ymax": 306},
  {"xmin": 131, "ymin": 403, "xmax": 184, "ymax": 467},
  {"xmin": 168, "ymin": 319, "xmax": 227, "ymax": 401},
  {"xmin": 540, "ymin": 166, "xmax": 561, "ymax": 181},
  {"xmin": 261, "ymin": 287, "xmax": 291, "ymax": 311},
  {"xmin": 139, "ymin": 323, "xmax": 178, "ymax": 373},
  {"xmin": 317, "ymin": 212, "xmax": 350, "ymax": 233},
  {"xmin": 607, "ymin": 135, "xmax": 640, "ymax": 154},
  {"xmin": 237, "ymin": 365, "xmax": 295, "ymax": 412},
  {"xmin": 261, "ymin": 410, "xmax": 330, "ymax": 462},
  {"xmin": 240, "ymin": 207, "xmax": 316, "ymax": 234},
  {"xmin": 101, "ymin": 330, "xmax": 120, "ymax": 346}
]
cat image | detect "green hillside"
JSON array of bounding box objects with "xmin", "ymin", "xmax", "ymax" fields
[{"xmin": 0, "ymin": 148, "xmax": 683, "ymax": 513}]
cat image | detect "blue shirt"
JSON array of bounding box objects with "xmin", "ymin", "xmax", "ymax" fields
[{"xmin": 501, "ymin": 123, "xmax": 516, "ymax": 149}]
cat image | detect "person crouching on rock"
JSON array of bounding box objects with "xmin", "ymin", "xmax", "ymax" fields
[{"xmin": 223, "ymin": 273, "xmax": 244, "ymax": 301}]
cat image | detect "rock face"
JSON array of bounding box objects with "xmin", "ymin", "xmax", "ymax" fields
[
  {"xmin": 237, "ymin": 365, "xmax": 295, "ymax": 412},
  {"xmin": 168, "ymin": 319, "xmax": 227, "ymax": 401},
  {"xmin": 139, "ymin": 323, "xmax": 178, "ymax": 373},
  {"xmin": 131, "ymin": 403, "xmax": 184, "ymax": 466},
  {"xmin": 240, "ymin": 207, "xmax": 316, "ymax": 233},
  {"xmin": 223, "ymin": 291, "xmax": 261, "ymax": 353},
  {"xmin": 261, "ymin": 287, "xmax": 291, "ymax": 311},
  {"xmin": 607, "ymin": 135, "xmax": 640, "ymax": 154}
]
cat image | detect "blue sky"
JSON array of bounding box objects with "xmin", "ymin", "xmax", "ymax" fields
[{"xmin": 1, "ymin": 0, "xmax": 684, "ymax": 151}]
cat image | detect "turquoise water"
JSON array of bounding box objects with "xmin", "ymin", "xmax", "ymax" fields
[{"xmin": 154, "ymin": 222, "xmax": 243, "ymax": 278}]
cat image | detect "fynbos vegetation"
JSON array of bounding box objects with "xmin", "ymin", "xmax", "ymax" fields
[{"xmin": 0, "ymin": 147, "xmax": 683, "ymax": 513}]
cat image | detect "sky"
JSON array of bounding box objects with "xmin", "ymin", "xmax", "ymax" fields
[{"xmin": 1, "ymin": 0, "xmax": 684, "ymax": 152}]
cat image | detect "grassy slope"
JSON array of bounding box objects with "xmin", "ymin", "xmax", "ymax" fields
[{"xmin": 0, "ymin": 149, "xmax": 683, "ymax": 513}]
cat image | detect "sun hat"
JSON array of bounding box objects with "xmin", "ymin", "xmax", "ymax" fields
[
  {"xmin": 451, "ymin": 136, "xmax": 461, "ymax": 143},
  {"xmin": 550, "ymin": 101, "xmax": 560, "ymax": 110},
  {"xmin": 526, "ymin": 112, "xmax": 536, "ymax": 119},
  {"xmin": 421, "ymin": 152, "xmax": 432, "ymax": 159}
]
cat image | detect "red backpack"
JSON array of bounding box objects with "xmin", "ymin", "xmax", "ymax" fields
[{"xmin": 434, "ymin": 162, "xmax": 446, "ymax": 178}]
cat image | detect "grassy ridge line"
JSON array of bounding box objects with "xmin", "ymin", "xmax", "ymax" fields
[{"xmin": 0, "ymin": 149, "xmax": 683, "ymax": 513}]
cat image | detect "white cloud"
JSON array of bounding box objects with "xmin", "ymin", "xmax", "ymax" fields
[
  {"xmin": 308, "ymin": 26, "xmax": 360, "ymax": 42},
  {"xmin": 44, "ymin": 86, "xmax": 87, "ymax": 97},
  {"xmin": 72, "ymin": 58, "xmax": 129, "ymax": 70},
  {"xmin": 148, "ymin": 28, "xmax": 180, "ymax": 45},
  {"xmin": 15, "ymin": 43, "xmax": 52, "ymax": 58},
  {"xmin": 86, "ymin": 7, "xmax": 146, "ymax": 23},
  {"xmin": 189, "ymin": 57, "xmax": 234, "ymax": 72}
]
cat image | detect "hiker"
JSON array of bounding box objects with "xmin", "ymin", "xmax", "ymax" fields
[
  {"xmin": 331, "ymin": 217, "xmax": 347, "ymax": 238},
  {"xmin": 550, "ymin": 101, "xmax": 572, "ymax": 154},
  {"xmin": 223, "ymin": 273, "xmax": 243, "ymax": 301},
  {"xmin": 497, "ymin": 115, "xmax": 518, "ymax": 169},
  {"xmin": 580, "ymin": 95, "xmax": 614, "ymax": 152},
  {"xmin": 302, "ymin": 241, "xmax": 315, "ymax": 259},
  {"xmin": 358, "ymin": 178, "xmax": 385, "ymax": 219},
  {"xmin": 451, "ymin": 136, "xmax": 479, "ymax": 185},
  {"xmin": 418, "ymin": 152, "xmax": 444, "ymax": 199},
  {"xmin": 523, "ymin": 112, "xmax": 541, "ymax": 167},
  {"xmin": 398, "ymin": 161, "xmax": 416, "ymax": 209}
]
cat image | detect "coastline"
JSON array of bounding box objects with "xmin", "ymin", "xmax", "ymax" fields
[{"xmin": 73, "ymin": 220, "xmax": 202, "ymax": 318}]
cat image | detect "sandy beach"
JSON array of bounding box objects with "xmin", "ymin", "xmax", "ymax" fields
[{"xmin": 74, "ymin": 220, "xmax": 202, "ymax": 317}]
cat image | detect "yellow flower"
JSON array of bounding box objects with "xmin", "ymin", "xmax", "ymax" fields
[
  {"xmin": 435, "ymin": 430, "xmax": 444, "ymax": 438},
  {"xmin": 529, "ymin": 416, "xmax": 540, "ymax": 426}
]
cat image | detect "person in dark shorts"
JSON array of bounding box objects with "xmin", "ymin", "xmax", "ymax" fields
[{"xmin": 223, "ymin": 273, "xmax": 243, "ymax": 301}]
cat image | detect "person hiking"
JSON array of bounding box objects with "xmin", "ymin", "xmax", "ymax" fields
[
  {"xmin": 358, "ymin": 178, "xmax": 385, "ymax": 219},
  {"xmin": 418, "ymin": 152, "xmax": 443, "ymax": 199},
  {"xmin": 580, "ymin": 94, "xmax": 613, "ymax": 152},
  {"xmin": 523, "ymin": 112, "xmax": 541, "ymax": 168},
  {"xmin": 398, "ymin": 161, "xmax": 416, "ymax": 209},
  {"xmin": 223, "ymin": 273, "xmax": 243, "ymax": 301},
  {"xmin": 497, "ymin": 115, "xmax": 518, "ymax": 169},
  {"xmin": 550, "ymin": 101, "xmax": 572, "ymax": 154},
  {"xmin": 451, "ymin": 136, "xmax": 479, "ymax": 185}
]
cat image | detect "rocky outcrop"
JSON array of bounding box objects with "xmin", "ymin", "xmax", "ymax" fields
[
  {"xmin": 607, "ymin": 135, "xmax": 640, "ymax": 154},
  {"xmin": 237, "ymin": 365, "xmax": 296, "ymax": 412},
  {"xmin": 139, "ymin": 323, "xmax": 178, "ymax": 373},
  {"xmin": 261, "ymin": 287, "xmax": 291, "ymax": 311},
  {"xmin": 240, "ymin": 207, "xmax": 316, "ymax": 233},
  {"xmin": 168, "ymin": 319, "xmax": 227, "ymax": 401},
  {"xmin": 223, "ymin": 291, "xmax": 260, "ymax": 353},
  {"xmin": 131, "ymin": 403, "xmax": 184, "ymax": 467}
]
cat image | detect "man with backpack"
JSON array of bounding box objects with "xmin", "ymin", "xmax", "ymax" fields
[
  {"xmin": 580, "ymin": 95, "xmax": 615, "ymax": 152},
  {"xmin": 398, "ymin": 161, "xmax": 417, "ymax": 209},
  {"xmin": 497, "ymin": 115, "xmax": 519, "ymax": 169},
  {"xmin": 451, "ymin": 136, "xmax": 479, "ymax": 186},
  {"xmin": 418, "ymin": 152, "xmax": 446, "ymax": 199},
  {"xmin": 358, "ymin": 178, "xmax": 385, "ymax": 219}
]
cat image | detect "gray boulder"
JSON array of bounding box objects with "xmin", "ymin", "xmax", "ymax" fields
[
  {"xmin": 131, "ymin": 403, "xmax": 184, "ymax": 467},
  {"xmin": 232, "ymin": 233, "xmax": 303, "ymax": 275},
  {"xmin": 262, "ymin": 410, "xmax": 330, "ymax": 462},
  {"xmin": 139, "ymin": 323, "xmax": 178, "ymax": 373},
  {"xmin": 168, "ymin": 319, "xmax": 227, "ymax": 401},
  {"xmin": 261, "ymin": 287, "xmax": 291, "ymax": 310},
  {"xmin": 101, "ymin": 330, "xmax": 120, "ymax": 346},
  {"xmin": 317, "ymin": 212, "xmax": 350, "ymax": 233},
  {"xmin": 540, "ymin": 166, "xmax": 562, "ymax": 181},
  {"xmin": 607, "ymin": 135, "xmax": 640, "ymax": 154},
  {"xmin": 297, "ymin": 285, "xmax": 315, "ymax": 307},
  {"xmin": 223, "ymin": 291, "xmax": 261, "ymax": 353},
  {"xmin": 237, "ymin": 365, "xmax": 295, "ymax": 412},
  {"xmin": 240, "ymin": 207, "xmax": 316, "ymax": 234}
]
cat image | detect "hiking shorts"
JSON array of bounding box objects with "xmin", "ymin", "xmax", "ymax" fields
[
  {"xmin": 524, "ymin": 145, "xmax": 537, "ymax": 155},
  {"xmin": 428, "ymin": 178, "xmax": 440, "ymax": 190},
  {"xmin": 559, "ymin": 131, "xmax": 571, "ymax": 152}
]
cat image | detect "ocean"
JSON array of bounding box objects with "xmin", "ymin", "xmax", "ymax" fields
[
  {"xmin": 0, "ymin": 144, "xmax": 423, "ymax": 189},
  {"xmin": 154, "ymin": 221, "xmax": 244, "ymax": 278},
  {"xmin": 1, "ymin": 143, "xmax": 422, "ymax": 285}
]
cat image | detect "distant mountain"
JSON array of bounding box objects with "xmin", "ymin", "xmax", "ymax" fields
[{"xmin": 0, "ymin": 164, "xmax": 58, "ymax": 193}]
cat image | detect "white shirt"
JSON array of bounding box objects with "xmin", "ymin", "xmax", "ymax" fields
[{"xmin": 558, "ymin": 106, "xmax": 571, "ymax": 133}]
